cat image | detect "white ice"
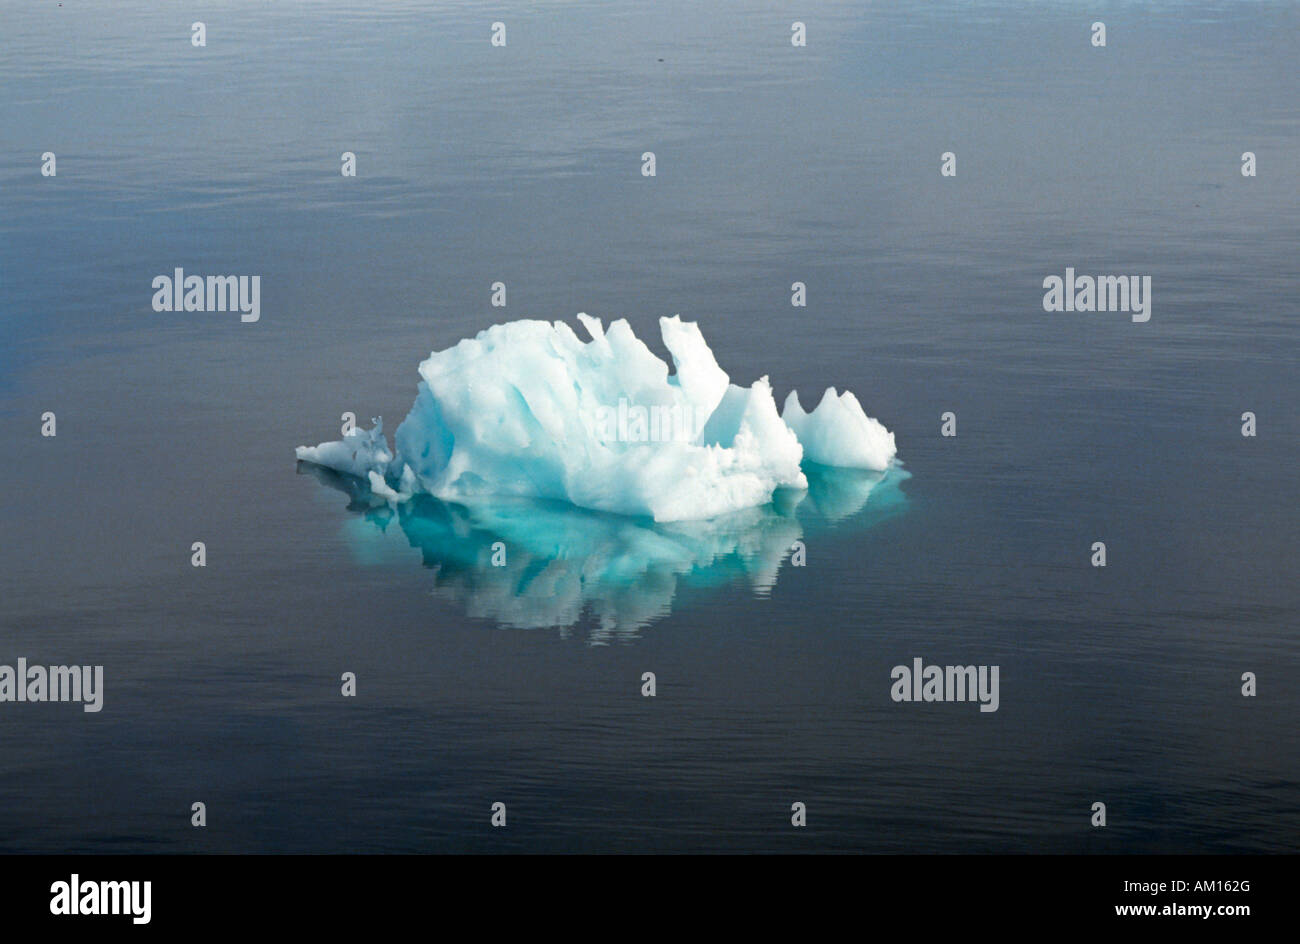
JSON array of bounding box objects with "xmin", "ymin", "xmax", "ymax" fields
[
  {"xmin": 781, "ymin": 388, "xmax": 897, "ymax": 471},
  {"xmin": 296, "ymin": 316, "xmax": 897, "ymax": 522},
  {"xmin": 295, "ymin": 419, "xmax": 393, "ymax": 480}
]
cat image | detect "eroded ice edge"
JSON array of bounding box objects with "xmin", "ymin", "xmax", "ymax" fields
[{"xmin": 296, "ymin": 315, "xmax": 898, "ymax": 522}]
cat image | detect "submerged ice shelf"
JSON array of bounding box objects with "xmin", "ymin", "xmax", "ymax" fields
[
  {"xmin": 297, "ymin": 315, "xmax": 898, "ymax": 522},
  {"xmin": 301, "ymin": 460, "xmax": 909, "ymax": 636}
]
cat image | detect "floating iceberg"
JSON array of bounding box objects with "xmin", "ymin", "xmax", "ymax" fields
[
  {"xmin": 296, "ymin": 316, "xmax": 897, "ymax": 522},
  {"xmin": 783, "ymin": 388, "xmax": 896, "ymax": 471}
]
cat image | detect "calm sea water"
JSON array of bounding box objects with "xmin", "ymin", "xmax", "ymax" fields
[{"xmin": 0, "ymin": 0, "xmax": 1296, "ymax": 853}]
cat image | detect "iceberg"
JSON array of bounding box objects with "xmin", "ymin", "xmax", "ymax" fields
[
  {"xmin": 782, "ymin": 388, "xmax": 896, "ymax": 471},
  {"xmin": 296, "ymin": 315, "xmax": 897, "ymax": 522}
]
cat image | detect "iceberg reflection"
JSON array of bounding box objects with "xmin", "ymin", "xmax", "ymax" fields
[{"xmin": 299, "ymin": 461, "xmax": 908, "ymax": 638}]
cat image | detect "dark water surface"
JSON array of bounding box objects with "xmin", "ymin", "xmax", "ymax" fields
[{"xmin": 0, "ymin": 1, "xmax": 1296, "ymax": 852}]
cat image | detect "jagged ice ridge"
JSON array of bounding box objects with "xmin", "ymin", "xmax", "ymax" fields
[{"xmin": 296, "ymin": 316, "xmax": 896, "ymax": 522}]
